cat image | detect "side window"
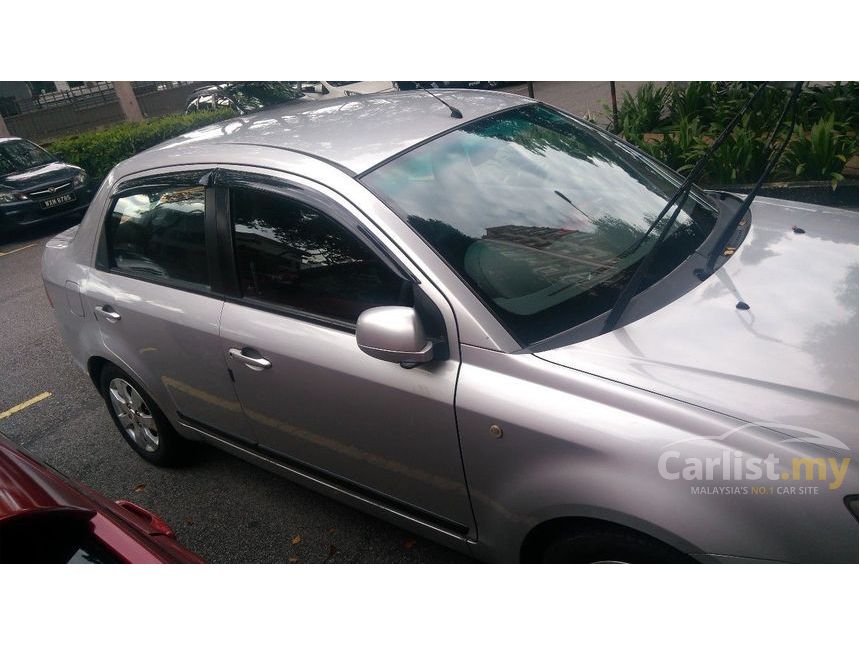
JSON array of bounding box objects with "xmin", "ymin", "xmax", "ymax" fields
[
  {"xmin": 105, "ymin": 185, "xmax": 209, "ymax": 288},
  {"xmin": 230, "ymin": 187, "xmax": 408, "ymax": 323}
]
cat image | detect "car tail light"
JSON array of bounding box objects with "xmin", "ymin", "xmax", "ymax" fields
[{"xmin": 116, "ymin": 500, "xmax": 176, "ymax": 538}]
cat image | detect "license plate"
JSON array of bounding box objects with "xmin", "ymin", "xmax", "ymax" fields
[{"xmin": 41, "ymin": 193, "xmax": 75, "ymax": 209}]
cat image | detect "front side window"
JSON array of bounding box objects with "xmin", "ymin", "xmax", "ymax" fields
[
  {"xmin": 105, "ymin": 185, "xmax": 209, "ymax": 288},
  {"xmin": 231, "ymin": 188, "xmax": 407, "ymax": 323},
  {"xmin": 362, "ymin": 104, "xmax": 719, "ymax": 345}
]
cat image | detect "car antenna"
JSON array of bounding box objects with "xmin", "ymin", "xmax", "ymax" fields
[{"xmin": 422, "ymin": 87, "xmax": 463, "ymax": 119}]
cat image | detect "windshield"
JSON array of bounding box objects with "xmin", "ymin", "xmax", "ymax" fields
[
  {"xmin": 0, "ymin": 139, "xmax": 55, "ymax": 175},
  {"xmin": 362, "ymin": 104, "xmax": 719, "ymax": 345},
  {"xmin": 326, "ymin": 81, "xmax": 359, "ymax": 87},
  {"xmin": 226, "ymin": 82, "xmax": 304, "ymax": 112}
]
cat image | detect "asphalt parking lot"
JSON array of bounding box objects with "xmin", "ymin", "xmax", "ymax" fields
[{"xmin": 0, "ymin": 220, "xmax": 474, "ymax": 563}]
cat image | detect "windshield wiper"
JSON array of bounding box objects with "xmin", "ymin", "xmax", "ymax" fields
[
  {"xmin": 702, "ymin": 81, "xmax": 804, "ymax": 274},
  {"xmin": 600, "ymin": 82, "xmax": 769, "ymax": 334}
]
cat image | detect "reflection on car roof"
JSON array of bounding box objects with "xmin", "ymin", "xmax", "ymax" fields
[{"xmin": 140, "ymin": 90, "xmax": 533, "ymax": 175}]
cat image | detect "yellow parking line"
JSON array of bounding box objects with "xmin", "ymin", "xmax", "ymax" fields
[
  {"xmin": 0, "ymin": 392, "xmax": 52, "ymax": 421},
  {"xmin": 0, "ymin": 243, "xmax": 37, "ymax": 257}
]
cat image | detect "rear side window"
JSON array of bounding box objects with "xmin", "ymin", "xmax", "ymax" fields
[
  {"xmin": 105, "ymin": 186, "xmax": 209, "ymax": 288},
  {"xmin": 230, "ymin": 187, "xmax": 408, "ymax": 322}
]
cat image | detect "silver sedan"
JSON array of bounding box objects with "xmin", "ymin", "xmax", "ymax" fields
[{"xmin": 43, "ymin": 90, "xmax": 858, "ymax": 562}]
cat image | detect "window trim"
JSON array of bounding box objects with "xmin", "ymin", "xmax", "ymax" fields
[
  {"xmin": 96, "ymin": 170, "xmax": 218, "ymax": 296},
  {"xmin": 212, "ymin": 169, "xmax": 417, "ymax": 332}
]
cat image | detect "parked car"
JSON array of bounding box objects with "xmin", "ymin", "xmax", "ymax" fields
[
  {"xmin": 0, "ymin": 433, "xmax": 202, "ymax": 563},
  {"xmin": 396, "ymin": 82, "xmax": 518, "ymax": 90},
  {"xmin": 184, "ymin": 82, "xmax": 307, "ymax": 115},
  {"xmin": 43, "ymin": 90, "xmax": 858, "ymax": 563},
  {"xmin": 1, "ymin": 136, "xmax": 92, "ymax": 237},
  {"xmin": 297, "ymin": 81, "xmax": 397, "ymax": 98}
]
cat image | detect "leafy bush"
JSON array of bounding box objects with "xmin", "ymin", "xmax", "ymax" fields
[
  {"xmin": 708, "ymin": 82, "xmax": 792, "ymax": 136},
  {"xmin": 640, "ymin": 116, "xmax": 705, "ymax": 173},
  {"xmin": 798, "ymin": 82, "xmax": 858, "ymax": 133},
  {"xmin": 614, "ymin": 81, "xmax": 858, "ymax": 187},
  {"xmin": 609, "ymin": 82, "xmax": 670, "ymax": 139},
  {"xmin": 45, "ymin": 109, "xmax": 235, "ymax": 182},
  {"xmin": 670, "ymin": 82, "xmax": 715, "ymax": 125},
  {"xmin": 702, "ymin": 123, "xmax": 772, "ymax": 184},
  {"xmin": 780, "ymin": 113, "xmax": 859, "ymax": 189}
]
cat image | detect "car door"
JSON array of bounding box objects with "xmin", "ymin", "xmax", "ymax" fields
[
  {"xmin": 216, "ymin": 170, "xmax": 473, "ymax": 534},
  {"xmin": 85, "ymin": 170, "xmax": 256, "ymax": 444}
]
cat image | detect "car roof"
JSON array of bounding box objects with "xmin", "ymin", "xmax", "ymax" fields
[{"xmin": 135, "ymin": 89, "xmax": 533, "ymax": 176}]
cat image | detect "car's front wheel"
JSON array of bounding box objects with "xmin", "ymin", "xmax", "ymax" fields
[{"xmin": 99, "ymin": 364, "xmax": 188, "ymax": 466}]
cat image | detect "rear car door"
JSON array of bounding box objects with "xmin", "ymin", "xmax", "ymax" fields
[
  {"xmin": 85, "ymin": 170, "xmax": 255, "ymax": 444},
  {"xmin": 216, "ymin": 170, "xmax": 473, "ymax": 534}
]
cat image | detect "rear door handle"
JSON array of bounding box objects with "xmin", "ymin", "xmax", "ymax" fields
[
  {"xmin": 228, "ymin": 347, "xmax": 272, "ymax": 371},
  {"xmin": 94, "ymin": 305, "xmax": 121, "ymax": 323}
]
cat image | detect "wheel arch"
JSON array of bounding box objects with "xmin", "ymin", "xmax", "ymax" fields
[
  {"xmin": 87, "ymin": 355, "xmax": 110, "ymax": 391},
  {"xmin": 518, "ymin": 515, "xmax": 698, "ymax": 563}
]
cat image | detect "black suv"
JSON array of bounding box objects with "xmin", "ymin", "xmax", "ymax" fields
[{"xmin": 0, "ymin": 137, "xmax": 93, "ymax": 238}]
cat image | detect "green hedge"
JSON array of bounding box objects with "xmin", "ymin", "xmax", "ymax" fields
[
  {"xmin": 45, "ymin": 109, "xmax": 235, "ymax": 183},
  {"xmin": 606, "ymin": 82, "xmax": 859, "ymax": 188}
]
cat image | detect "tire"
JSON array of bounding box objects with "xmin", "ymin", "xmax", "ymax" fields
[
  {"xmin": 541, "ymin": 526, "xmax": 693, "ymax": 564},
  {"xmin": 99, "ymin": 363, "xmax": 188, "ymax": 466}
]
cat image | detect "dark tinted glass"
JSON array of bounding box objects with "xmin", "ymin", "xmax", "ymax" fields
[
  {"xmin": 0, "ymin": 139, "xmax": 55, "ymax": 174},
  {"xmin": 106, "ymin": 186, "xmax": 209, "ymax": 288},
  {"xmin": 0, "ymin": 513, "xmax": 121, "ymax": 564},
  {"xmin": 67, "ymin": 539, "xmax": 123, "ymax": 564},
  {"xmin": 363, "ymin": 104, "xmax": 718, "ymax": 345},
  {"xmin": 231, "ymin": 188, "xmax": 407, "ymax": 323}
]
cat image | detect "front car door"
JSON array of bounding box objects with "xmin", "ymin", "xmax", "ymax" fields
[
  {"xmin": 215, "ymin": 170, "xmax": 473, "ymax": 535},
  {"xmin": 85, "ymin": 170, "xmax": 255, "ymax": 444}
]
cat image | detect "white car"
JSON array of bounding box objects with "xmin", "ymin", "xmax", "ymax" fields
[{"xmin": 299, "ymin": 81, "xmax": 398, "ymax": 98}]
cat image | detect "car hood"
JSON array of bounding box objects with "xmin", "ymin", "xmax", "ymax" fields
[
  {"xmin": 536, "ymin": 196, "xmax": 859, "ymax": 452},
  {"xmin": 0, "ymin": 161, "xmax": 79, "ymax": 191}
]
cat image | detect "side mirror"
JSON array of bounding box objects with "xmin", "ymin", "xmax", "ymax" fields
[{"xmin": 356, "ymin": 306, "xmax": 433, "ymax": 366}]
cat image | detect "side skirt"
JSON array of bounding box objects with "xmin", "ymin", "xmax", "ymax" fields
[{"xmin": 176, "ymin": 414, "xmax": 477, "ymax": 557}]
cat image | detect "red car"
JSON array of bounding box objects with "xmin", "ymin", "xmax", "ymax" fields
[{"xmin": 0, "ymin": 434, "xmax": 203, "ymax": 563}]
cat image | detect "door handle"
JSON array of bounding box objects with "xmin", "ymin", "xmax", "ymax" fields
[
  {"xmin": 94, "ymin": 305, "xmax": 121, "ymax": 323},
  {"xmin": 228, "ymin": 347, "xmax": 272, "ymax": 371}
]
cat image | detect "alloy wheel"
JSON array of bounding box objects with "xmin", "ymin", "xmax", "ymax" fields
[{"xmin": 108, "ymin": 378, "xmax": 159, "ymax": 453}]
